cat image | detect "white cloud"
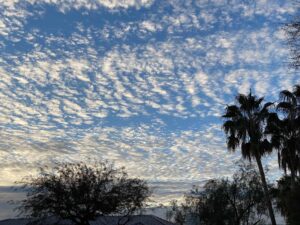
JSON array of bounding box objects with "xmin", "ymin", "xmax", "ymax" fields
[{"xmin": 0, "ymin": 0, "xmax": 299, "ymax": 218}]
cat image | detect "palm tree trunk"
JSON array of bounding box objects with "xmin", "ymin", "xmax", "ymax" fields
[{"xmin": 255, "ymin": 154, "xmax": 277, "ymax": 225}]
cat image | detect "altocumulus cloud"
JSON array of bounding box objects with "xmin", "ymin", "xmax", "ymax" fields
[{"xmin": 0, "ymin": 0, "xmax": 299, "ymax": 219}]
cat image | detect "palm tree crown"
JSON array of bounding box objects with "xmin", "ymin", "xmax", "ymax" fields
[{"xmin": 222, "ymin": 92, "xmax": 273, "ymax": 160}]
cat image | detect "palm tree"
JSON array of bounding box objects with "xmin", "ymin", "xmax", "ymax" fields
[
  {"xmin": 222, "ymin": 91, "xmax": 277, "ymax": 225},
  {"xmin": 267, "ymin": 85, "xmax": 300, "ymax": 189}
]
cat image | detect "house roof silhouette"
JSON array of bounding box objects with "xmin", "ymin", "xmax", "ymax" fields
[{"xmin": 0, "ymin": 215, "xmax": 175, "ymax": 225}]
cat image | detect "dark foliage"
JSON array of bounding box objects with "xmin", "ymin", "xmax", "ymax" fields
[
  {"xmin": 16, "ymin": 161, "xmax": 150, "ymax": 225},
  {"xmin": 266, "ymin": 85, "xmax": 300, "ymax": 189},
  {"xmin": 274, "ymin": 176, "xmax": 300, "ymax": 225},
  {"xmin": 166, "ymin": 200, "xmax": 187, "ymax": 225},
  {"xmin": 167, "ymin": 163, "xmax": 269, "ymax": 225}
]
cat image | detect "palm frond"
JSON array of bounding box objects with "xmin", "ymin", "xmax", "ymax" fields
[
  {"xmin": 227, "ymin": 135, "xmax": 240, "ymax": 152},
  {"xmin": 236, "ymin": 94, "xmax": 248, "ymax": 110},
  {"xmin": 277, "ymin": 102, "xmax": 294, "ymax": 114},
  {"xmin": 241, "ymin": 142, "xmax": 252, "ymax": 161},
  {"xmin": 255, "ymin": 97, "xmax": 264, "ymax": 109},
  {"xmin": 262, "ymin": 102, "xmax": 273, "ymax": 112},
  {"xmin": 280, "ymin": 90, "xmax": 296, "ymax": 104},
  {"xmin": 223, "ymin": 105, "xmax": 241, "ymax": 118},
  {"xmin": 222, "ymin": 120, "xmax": 236, "ymax": 135},
  {"xmin": 260, "ymin": 139, "xmax": 273, "ymax": 154},
  {"xmin": 293, "ymin": 85, "xmax": 300, "ymax": 97},
  {"xmin": 270, "ymin": 135, "xmax": 282, "ymax": 149}
]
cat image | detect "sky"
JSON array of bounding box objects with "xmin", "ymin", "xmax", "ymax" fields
[{"xmin": 0, "ymin": 0, "xmax": 300, "ymax": 220}]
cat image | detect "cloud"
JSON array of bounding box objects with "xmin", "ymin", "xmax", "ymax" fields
[{"xmin": 0, "ymin": 0, "xmax": 299, "ymax": 219}]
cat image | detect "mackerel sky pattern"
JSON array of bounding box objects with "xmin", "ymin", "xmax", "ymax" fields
[{"xmin": 0, "ymin": 0, "xmax": 299, "ymax": 219}]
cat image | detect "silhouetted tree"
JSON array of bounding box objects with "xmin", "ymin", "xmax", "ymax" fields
[
  {"xmin": 166, "ymin": 162, "xmax": 269, "ymax": 225},
  {"xmin": 274, "ymin": 176, "xmax": 300, "ymax": 225},
  {"xmin": 266, "ymin": 85, "xmax": 300, "ymax": 189},
  {"xmin": 222, "ymin": 92, "xmax": 277, "ymax": 225},
  {"xmin": 166, "ymin": 200, "xmax": 186, "ymax": 225},
  {"xmin": 16, "ymin": 161, "xmax": 150, "ymax": 225}
]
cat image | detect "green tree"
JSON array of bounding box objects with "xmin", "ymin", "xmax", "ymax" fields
[
  {"xmin": 16, "ymin": 161, "xmax": 150, "ymax": 225},
  {"xmin": 222, "ymin": 92, "xmax": 277, "ymax": 225}
]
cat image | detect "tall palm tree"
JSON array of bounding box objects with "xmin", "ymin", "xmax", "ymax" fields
[
  {"xmin": 222, "ymin": 91, "xmax": 277, "ymax": 225},
  {"xmin": 267, "ymin": 85, "xmax": 300, "ymax": 189}
]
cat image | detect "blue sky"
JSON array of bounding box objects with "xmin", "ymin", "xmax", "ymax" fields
[{"xmin": 0, "ymin": 0, "xmax": 299, "ymax": 219}]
